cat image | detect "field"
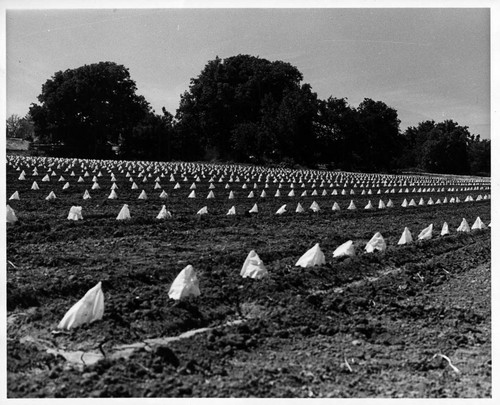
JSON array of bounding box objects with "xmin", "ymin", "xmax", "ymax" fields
[{"xmin": 5, "ymin": 156, "xmax": 491, "ymax": 398}]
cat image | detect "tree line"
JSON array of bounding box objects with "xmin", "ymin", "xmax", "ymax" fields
[{"xmin": 8, "ymin": 56, "xmax": 490, "ymax": 175}]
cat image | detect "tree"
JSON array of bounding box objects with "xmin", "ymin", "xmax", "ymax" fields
[
  {"xmin": 402, "ymin": 120, "xmax": 475, "ymax": 174},
  {"xmin": 175, "ymin": 54, "xmax": 313, "ymax": 162},
  {"xmin": 356, "ymin": 99, "xmax": 401, "ymax": 171},
  {"xmin": 29, "ymin": 62, "xmax": 151, "ymax": 158},
  {"xmin": 6, "ymin": 114, "xmax": 34, "ymax": 141}
]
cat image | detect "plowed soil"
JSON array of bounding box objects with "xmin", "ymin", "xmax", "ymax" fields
[{"xmin": 5, "ymin": 159, "xmax": 491, "ymax": 398}]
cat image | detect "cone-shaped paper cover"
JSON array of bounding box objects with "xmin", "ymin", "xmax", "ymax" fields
[
  {"xmin": 417, "ymin": 224, "xmax": 433, "ymax": 240},
  {"xmin": 471, "ymin": 217, "xmax": 487, "ymax": 230},
  {"xmin": 83, "ymin": 190, "xmax": 91, "ymax": 199},
  {"xmin": 378, "ymin": 200, "xmax": 386, "ymax": 209},
  {"xmin": 77, "ymin": 176, "xmax": 85, "ymax": 183},
  {"xmin": 249, "ymin": 203, "xmax": 258, "ymax": 213},
  {"xmin": 42, "ymin": 174, "xmax": 50, "ymax": 182},
  {"xmin": 276, "ymin": 204, "xmax": 287, "ymax": 215},
  {"xmin": 7, "ymin": 205, "xmax": 18, "ymax": 223},
  {"xmin": 228, "ymin": 191, "xmax": 235, "ymax": 199},
  {"xmin": 418, "ymin": 198, "xmax": 425, "ymax": 206},
  {"xmin": 310, "ymin": 201, "xmax": 320, "ymax": 212},
  {"xmin": 188, "ymin": 190, "xmax": 196, "ymax": 198},
  {"xmin": 409, "ymin": 199, "xmax": 416, "ymax": 207},
  {"xmin": 197, "ymin": 206, "xmax": 208, "ymax": 215},
  {"xmin": 296, "ymin": 202, "xmax": 304, "ymax": 213},
  {"xmin": 168, "ymin": 265, "xmax": 200, "ymax": 300},
  {"xmin": 58, "ymin": 282, "xmax": 104, "ymax": 330},
  {"xmin": 62, "ymin": 182, "xmax": 70, "ymax": 190},
  {"xmin": 248, "ymin": 191, "xmax": 255, "ymax": 198},
  {"xmin": 108, "ymin": 190, "xmax": 118, "ymax": 199},
  {"xmin": 347, "ymin": 200, "xmax": 356, "ymax": 210},
  {"xmin": 190, "ymin": 183, "xmax": 196, "ymax": 190},
  {"xmin": 157, "ymin": 205, "xmax": 172, "ymax": 219},
  {"xmin": 288, "ymin": 190, "xmax": 295, "ymax": 197},
  {"xmin": 9, "ymin": 191, "xmax": 19, "ymax": 200},
  {"xmin": 174, "ymin": 182, "xmax": 181, "ymax": 189},
  {"xmin": 160, "ymin": 190, "xmax": 168, "ymax": 198},
  {"xmin": 364, "ymin": 200, "xmax": 374, "ymax": 210},
  {"xmin": 274, "ymin": 189, "xmax": 281, "ymax": 197},
  {"xmin": 138, "ymin": 190, "xmax": 147, "ymax": 200},
  {"xmin": 401, "ymin": 198, "xmax": 408, "ymax": 207},
  {"xmin": 260, "ymin": 190, "xmax": 266, "ymax": 198},
  {"xmin": 67, "ymin": 206, "xmax": 83, "ymax": 221},
  {"xmin": 116, "ymin": 204, "xmax": 130, "ymax": 220},
  {"xmin": 332, "ymin": 202, "xmax": 340, "ymax": 211},
  {"xmin": 398, "ymin": 227, "xmax": 413, "ymax": 245},
  {"xmin": 31, "ymin": 181, "xmax": 39, "ymax": 190},
  {"xmin": 441, "ymin": 222, "xmax": 450, "ymax": 236},
  {"xmin": 207, "ymin": 190, "xmax": 215, "ymax": 199},
  {"xmin": 131, "ymin": 182, "xmax": 138, "ymax": 189},
  {"xmin": 240, "ymin": 250, "xmax": 268, "ymax": 279},
  {"xmin": 111, "ymin": 183, "xmax": 118, "ymax": 190},
  {"xmin": 18, "ymin": 173, "xmax": 26, "ymax": 180},
  {"xmin": 226, "ymin": 206, "xmax": 236, "ymax": 215},
  {"xmin": 92, "ymin": 182, "xmax": 100, "ymax": 190},
  {"xmin": 333, "ymin": 240, "xmax": 355, "ymax": 258},
  {"xmin": 457, "ymin": 218, "xmax": 470, "ymax": 233},
  {"xmin": 365, "ymin": 232, "xmax": 386, "ymax": 253},
  {"xmin": 295, "ymin": 243, "xmax": 326, "ymax": 267},
  {"xmin": 45, "ymin": 191, "xmax": 57, "ymax": 200}
]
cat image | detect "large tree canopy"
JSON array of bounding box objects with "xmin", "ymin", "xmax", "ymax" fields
[
  {"xmin": 175, "ymin": 54, "xmax": 317, "ymax": 163},
  {"xmin": 29, "ymin": 62, "xmax": 151, "ymax": 157}
]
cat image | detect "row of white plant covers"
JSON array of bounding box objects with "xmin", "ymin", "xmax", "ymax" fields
[
  {"xmin": 6, "ymin": 155, "xmax": 491, "ymax": 330},
  {"xmin": 56, "ymin": 215, "xmax": 488, "ymax": 329}
]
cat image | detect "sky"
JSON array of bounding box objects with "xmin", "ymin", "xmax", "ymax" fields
[{"xmin": 5, "ymin": 6, "xmax": 491, "ymax": 138}]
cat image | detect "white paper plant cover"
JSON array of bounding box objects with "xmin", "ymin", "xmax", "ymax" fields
[
  {"xmin": 296, "ymin": 203, "xmax": 304, "ymax": 213},
  {"xmin": 188, "ymin": 190, "xmax": 196, "ymax": 198},
  {"xmin": 138, "ymin": 190, "xmax": 148, "ymax": 200},
  {"xmin": 246, "ymin": 191, "xmax": 254, "ymax": 198},
  {"xmin": 401, "ymin": 198, "xmax": 408, "ymax": 207},
  {"xmin": 197, "ymin": 206, "xmax": 208, "ymax": 215},
  {"xmin": 154, "ymin": 182, "xmax": 162, "ymax": 190},
  {"xmin": 288, "ymin": 190, "xmax": 295, "ymax": 197},
  {"xmin": 226, "ymin": 206, "xmax": 236, "ymax": 215},
  {"xmin": 207, "ymin": 190, "xmax": 215, "ymax": 199},
  {"xmin": 457, "ymin": 218, "xmax": 470, "ymax": 233},
  {"xmin": 82, "ymin": 190, "xmax": 91, "ymax": 199},
  {"xmin": 67, "ymin": 206, "xmax": 83, "ymax": 221},
  {"xmin": 301, "ymin": 190, "xmax": 307, "ymax": 197},
  {"xmin": 31, "ymin": 181, "xmax": 39, "ymax": 190},
  {"xmin": 471, "ymin": 217, "xmax": 487, "ymax": 230},
  {"xmin": 276, "ymin": 204, "xmax": 287, "ymax": 215},
  {"xmin": 18, "ymin": 173, "xmax": 26, "ymax": 180},
  {"xmin": 260, "ymin": 190, "xmax": 266, "ymax": 198},
  {"xmin": 117, "ymin": 204, "xmax": 131, "ymax": 220},
  {"xmin": 295, "ymin": 243, "xmax": 326, "ymax": 268},
  {"xmin": 45, "ymin": 191, "xmax": 57, "ymax": 201},
  {"xmin": 157, "ymin": 205, "xmax": 172, "ymax": 219},
  {"xmin": 168, "ymin": 265, "xmax": 200, "ymax": 300},
  {"xmin": 332, "ymin": 202, "xmax": 340, "ymax": 211},
  {"xmin": 333, "ymin": 240, "xmax": 355, "ymax": 258},
  {"xmin": 42, "ymin": 174, "xmax": 50, "ymax": 182},
  {"xmin": 398, "ymin": 227, "xmax": 413, "ymax": 245},
  {"xmin": 365, "ymin": 232, "xmax": 386, "ymax": 253},
  {"xmin": 111, "ymin": 183, "xmax": 118, "ymax": 190},
  {"xmin": 58, "ymin": 282, "xmax": 104, "ymax": 330},
  {"xmin": 7, "ymin": 205, "xmax": 18, "ymax": 224},
  {"xmin": 310, "ymin": 201, "xmax": 320, "ymax": 212},
  {"xmin": 418, "ymin": 198, "xmax": 425, "ymax": 206},
  {"xmin": 131, "ymin": 182, "xmax": 138, "ymax": 189},
  {"xmin": 108, "ymin": 189, "xmax": 118, "ymax": 199},
  {"xmin": 249, "ymin": 203, "xmax": 258, "ymax": 213},
  {"xmin": 364, "ymin": 200, "xmax": 374, "ymax": 210},
  {"xmin": 9, "ymin": 191, "xmax": 19, "ymax": 200},
  {"xmin": 417, "ymin": 224, "xmax": 433, "ymax": 240},
  {"xmin": 228, "ymin": 191, "xmax": 235, "ymax": 199},
  {"xmin": 409, "ymin": 199, "xmax": 417, "ymax": 207},
  {"xmin": 347, "ymin": 200, "xmax": 356, "ymax": 210},
  {"xmin": 160, "ymin": 190, "xmax": 168, "ymax": 198},
  {"xmin": 240, "ymin": 250, "xmax": 268, "ymax": 279},
  {"xmin": 441, "ymin": 222, "xmax": 450, "ymax": 236},
  {"xmin": 174, "ymin": 182, "xmax": 181, "ymax": 189},
  {"xmin": 378, "ymin": 200, "xmax": 386, "ymax": 209}
]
